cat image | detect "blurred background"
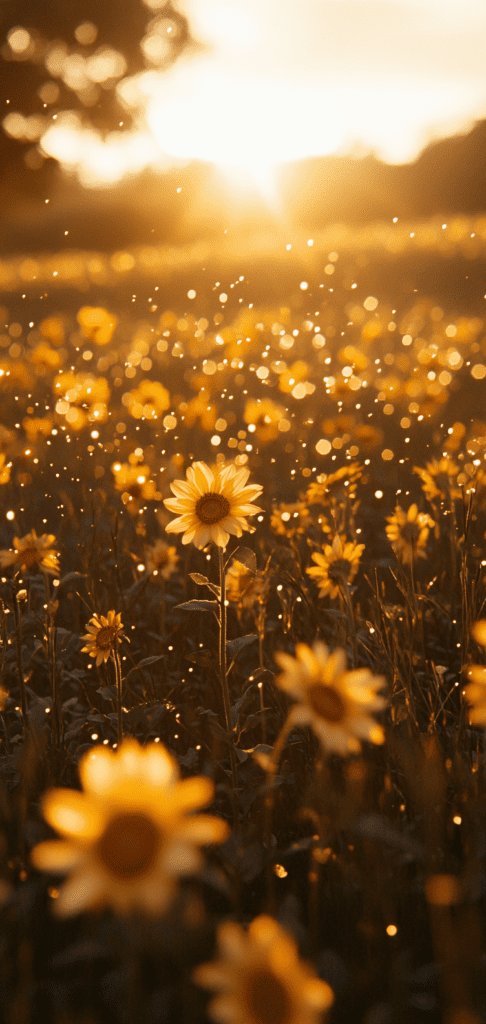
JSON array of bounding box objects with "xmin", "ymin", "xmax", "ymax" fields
[{"xmin": 2, "ymin": 0, "xmax": 486, "ymax": 258}]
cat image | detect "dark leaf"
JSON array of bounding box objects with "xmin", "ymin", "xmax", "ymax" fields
[
  {"xmin": 189, "ymin": 573, "xmax": 221, "ymax": 597},
  {"xmin": 227, "ymin": 547, "xmax": 257, "ymax": 573},
  {"xmin": 97, "ymin": 687, "xmax": 116, "ymax": 701},
  {"xmin": 226, "ymin": 634, "xmax": 258, "ymax": 659},
  {"xmin": 186, "ymin": 649, "xmax": 214, "ymax": 669},
  {"xmin": 57, "ymin": 572, "xmax": 87, "ymax": 591},
  {"xmin": 176, "ymin": 600, "xmax": 219, "ymax": 613},
  {"xmin": 123, "ymin": 655, "xmax": 164, "ymax": 684}
]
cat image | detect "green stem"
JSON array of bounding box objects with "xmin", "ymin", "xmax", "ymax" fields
[{"xmin": 218, "ymin": 546, "xmax": 239, "ymax": 830}]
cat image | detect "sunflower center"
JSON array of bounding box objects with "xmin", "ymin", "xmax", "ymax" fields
[
  {"xmin": 95, "ymin": 626, "xmax": 117, "ymax": 650},
  {"xmin": 19, "ymin": 547, "xmax": 38, "ymax": 569},
  {"xmin": 307, "ymin": 683, "xmax": 346, "ymax": 723},
  {"xmin": 245, "ymin": 968, "xmax": 292, "ymax": 1024},
  {"xmin": 400, "ymin": 522, "xmax": 420, "ymax": 545},
  {"xmin": 96, "ymin": 812, "xmax": 161, "ymax": 879},
  {"xmin": 195, "ymin": 492, "xmax": 230, "ymax": 525},
  {"xmin": 328, "ymin": 558, "xmax": 352, "ymax": 583}
]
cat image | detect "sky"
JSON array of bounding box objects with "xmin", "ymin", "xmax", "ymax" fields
[{"xmin": 4, "ymin": 0, "xmax": 486, "ymax": 187}]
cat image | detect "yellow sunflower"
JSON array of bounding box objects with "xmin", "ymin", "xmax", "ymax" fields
[
  {"xmin": 0, "ymin": 529, "xmax": 60, "ymax": 576},
  {"xmin": 193, "ymin": 914, "xmax": 334, "ymax": 1024},
  {"xmin": 144, "ymin": 539, "xmax": 179, "ymax": 580},
  {"xmin": 385, "ymin": 504, "xmax": 434, "ymax": 564},
  {"xmin": 81, "ymin": 611, "xmax": 127, "ymax": 667},
  {"xmin": 306, "ymin": 534, "xmax": 364, "ymax": 599},
  {"xmin": 111, "ymin": 462, "xmax": 160, "ymax": 505},
  {"xmin": 270, "ymin": 500, "xmax": 311, "ymax": 538},
  {"xmin": 463, "ymin": 619, "xmax": 486, "ymax": 727},
  {"xmin": 31, "ymin": 738, "xmax": 229, "ymax": 917},
  {"xmin": 413, "ymin": 456, "xmax": 461, "ymax": 502},
  {"xmin": 164, "ymin": 461, "xmax": 263, "ymax": 549},
  {"xmin": 275, "ymin": 642, "xmax": 386, "ymax": 756}
]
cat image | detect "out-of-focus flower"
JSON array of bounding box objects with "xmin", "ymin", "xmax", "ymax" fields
[
  {"xmin": 225, "ymin": 559, "xmax": 270, "ymax": 611},
  {"xmin": 124, "ymin": 380, "xmax": 170, "ymax": 420},
  {"xmin": 306, "ymin": 463, "xmax": 362, "ymax": 507},
  {"xmin": 0, "ymin": 530, "xmax": 60, "ymax": 575},
  {"xmin": 144, "ymin": 539, "xmax": 179, "ymax": 580},
  {"xmin": 77, "ymin": 306, "xmax": 118, "ymax": 346},
  {"xmin": 385, "ymin": 504, "xmax": 434, "ymax": 564},
  {"xmin": 275, "ymin": 642, "xmax": 386, "ymax": 755},
  {"xmin": 463, "ymin": 620, "xmax": 486, "ymax": 726},
  {"xmin": 164, "ymin": 461, "xmax": 263, "ymax": 549},
  {"xmin": 29, "ymin": 341, "xmax": 63, "ymax": 371},
  {"xmin": 243, "ymin": 398, "xmax": 286, "ymax": 443},
  {"xmin": 353, "ymin": 423, "xmax": 384, "ymax": 451},
  {"xmin": 112, "ymin": 462, "xmax": 161, "ymax": 504},
  {"xmin": 31, "ymin": 738, "xmax": 229, "ymax": 917},
  {"xmin": 270, "ymin": 500, "xmax": 311, "ymax": 539},
  {"xmin": 22, "ymin": 416, "xmax": 54, "ymax": 442},
  {"xmin": 306, "ymin": 535, "xmax": 364, "ymax": 599},
  {"xmin": 81, "ymin": 610, "xmax": 126, "ymax": 666},
  {"xmin": 183, "ymin": 392, "xmax": 218, "ymax": 432},
  {"xmin": 194, "ymin": 914, "xmax": 334, "ymax": 1024},
  {"xmin": 0, "ymin": 455, "xmax": 11, "ymax": 485},
  {"xmin": 413, "ymin": 457, "xmax": 461, "ymax": 502}
]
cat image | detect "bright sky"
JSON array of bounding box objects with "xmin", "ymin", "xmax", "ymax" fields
[{"xmin": 27, "ymin": 0, "xmax": 486, "ymax": 185}]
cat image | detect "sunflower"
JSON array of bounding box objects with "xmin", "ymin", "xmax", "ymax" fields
[
  {"xmin": 0, "ymin": 529, "xmax": 60, "ymax": 576},
  {"xmin": 385, "ymin": 504, "xmax": 434, "ymax": 564},
  {"xmin": 31, "ymin": 738, "xmax": 229, "ymax": 917},
  {"xmin": 270, "ymin": 500, "xmax": 311, "ymax": 538},
  {"xmin": 413, "ymin": 456, "xmax": 461, "ymax": 503},
  {"xmin": 193, "ymin": 914, "xmax": 334, "ymax": 1024},
  {"xmin": 111, "ymin": 462, "xmax": 160, "ymax": 505},
  {"xmin": 274, "ymin": 642, "xmax": 386, "ymax": 756},
  {"xmin": 164, "ymin": 461, "xmax": 263, "ymax": 549},
  {"xmin": 144, "ymin": 539, "xmax": 179, "ymax": 580},
  {"xmin": 306, "ymin": 534, "xmax": 364, "ymax": 599},
  {"xmin": 81, "ymin": 611, "xmax": 127, "ymax": 667}
]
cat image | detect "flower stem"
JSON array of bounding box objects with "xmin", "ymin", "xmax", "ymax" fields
[
  {"xmin": 218, "ymin": 546, "xmax": 239, "ymax": 830},
  {"xmin": 43, "ymin": 574, "xmax": 61, "ymax": 762},
  {"xmin": 263, "ymin": 711, "xmax": 296, "ymax": 911},
  {"xmin": 113, "ymin": 643, "xmax": 123, "ymax": 745},
  {"xmin": 12, "ymin": 589, "xmax": 28, "ymax": 723}
]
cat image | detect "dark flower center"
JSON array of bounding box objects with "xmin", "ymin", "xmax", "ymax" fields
[
  {"xmin": 328, "ymin": 558, "xmax": 352, "ymax": 583},
  {"xmin": 196, "ymin": 492, "xmax": 230, "ymax": 525},
  {"xmin": 95, "ymin": 626, "xmax": 117, "ymax": 650},
  {"xmin": 19, "ymin": 548, "xmax": 39, "ymax": 569},
  {"xmin": 96, "ymin": 812, "xmax": 161, "ymax": 879},
  {"xmin": 307, "ymin": 683, "xmax": 346, "ymax": 723},
  {"xmin": 245, "ymin": 968, "xmax": 292, "ymax": 1024},
  {"xmin": 400, "ymin": 522, "xmax": 421, "ymax": 545}
]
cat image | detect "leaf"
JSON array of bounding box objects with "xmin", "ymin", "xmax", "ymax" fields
[
  {"xmin": 57, "ymin": 572, "xmax": 87, "ymax": 591},
  {"xmin": 185, "ymin": 649, "xmax": 214, "ymax": 669},
  {"xmin": 97, "ymin": 687, "xmax": 116, "ymax": 702},
  {"xmin": 228, "ymin": 547, "xmax": 257, "ymax": 573},
  {"xmin": 352, "ymin": 813, "xmax": 423, "ymax": 861},
  {"xmin": 26, "ymin": 696, "xmax": 52, "ymax": 732},
  {"xmin": 189, "ymin": 573, "xmax": 221, "ymax": 598},
  {"xmin": 226, "ymin": 634, "xmax": 258, "ymax": 659},
  {"xmin": 176, "ymin": 599, "xmax": 219, "ymax": 613},
  {"xmin": 122, "ymin": 654, "xmax": 165, "ymax": 684}
]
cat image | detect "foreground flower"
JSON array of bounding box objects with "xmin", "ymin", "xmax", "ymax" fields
[
  {"xmin": 81, "ymin": 611, "xmax": 126, "ymax": 666},
  {"xmin": 31, "ymin": 738, "xmax": 229, "ymax": 916},
  {"xmin": 275, "ymin": 642, "xmax": 386, "ymax": 755},
  {"xmin": 0, "ymin": 529, "xmax": 60, "ymax": 575},
  {"xmin": 306, "ymin": 534, "xmax": 365, "ymax": 599},
  {"xmin": 164, "ymin": 461, "xmax": 263, "ymax": 549},
  {"xmin": 385, "ymin": 504, "xmax": 434, "ymax": 564},
  {"xmin": 144, "ymin": 539, "xmax": 179, "ymax": 580},
  {"xmin": 194, "ymin": 914, "xmax": 334, "ymax": 1024},
  {"xmin": 463, "ymin": 620, "xmax": 486, "ymax": 727}
]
